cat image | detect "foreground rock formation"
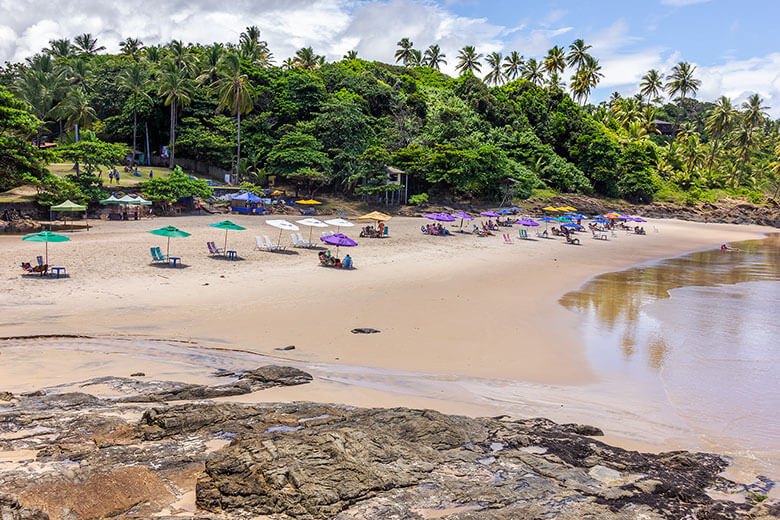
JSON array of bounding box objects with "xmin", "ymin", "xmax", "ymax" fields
[{"xmin": 0, "ymin": 367, "xmax": 777, "ymax": 520}]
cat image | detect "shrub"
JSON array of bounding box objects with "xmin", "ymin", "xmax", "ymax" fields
[{"xmin": 408, "ymin": 193, "xmax": 429, "ymax": 205}]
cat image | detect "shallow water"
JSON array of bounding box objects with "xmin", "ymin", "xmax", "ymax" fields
[{"xmin": 560, "ymin": 233, "xmax": 780, "ymax": 477}]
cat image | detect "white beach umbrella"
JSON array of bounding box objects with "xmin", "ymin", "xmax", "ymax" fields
[
  {"xmin": 297, "ymin": 218, "xmax": 329, "ymax": 242},
  {"xmin": 324, "ymin": 218, "xmax": 355, "ymax": 234},
  {"xmin": 266, "ymin": 219, "xmax": 300, "ymax": 246}
]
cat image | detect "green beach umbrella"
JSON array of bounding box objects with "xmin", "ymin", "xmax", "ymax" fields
[
  {"xmin": 22, "ymin": 231, "xmax": 70, "ymax": 266},
  {"xmin": 147, "ymin": 225, "xmax": 191, "ymax": 260},
  {"xmin": 208, "ymin": 220, "xmax": 246, "ymax": 255},
  {"xmin": 554, "ymin": 216, "xmax": 571, "ymax": 222}
]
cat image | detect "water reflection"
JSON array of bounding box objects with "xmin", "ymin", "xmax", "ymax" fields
[{"xmin": 560, "ymin": 234, "xmax": 780, "ymax": 369}]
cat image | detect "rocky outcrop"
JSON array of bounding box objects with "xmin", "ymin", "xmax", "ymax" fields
[{"xmin": 0, "ymin": 377, "xmax": 776, "ymax": 520}]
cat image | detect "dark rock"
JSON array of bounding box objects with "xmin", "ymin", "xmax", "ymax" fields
[
  {"xmin": 130, "ymin": 372, "xmax": 145, "ymax": 377},
  {"xmin": 0, "ymin": 492, "xmax": 49, "ymax": 520},
  {"xmin": 560, "ymin": 423, "xmax": 605, "ymax": 436},
  {"xmin": 275, "ymin": 345, "xmax": 296, "ymax": 351},
  {"xmin": 351, "ymin": 328, "xmax": 381, "ymax": 334},
  {"xmin": 20, "ymin": 390, "xmax": 45, "ymax": 398},
  {"xmin": 238, "ymin": 365, "xmax": 312, "ymax": 387},
  {"xmin": 0, "ymin": 391, "xmax": 14, "ymax": 401}
]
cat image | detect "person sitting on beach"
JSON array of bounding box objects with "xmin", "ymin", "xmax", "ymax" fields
[{"xmin": 343, "ymin": 254, "xmax": 353, "ymax": 269}]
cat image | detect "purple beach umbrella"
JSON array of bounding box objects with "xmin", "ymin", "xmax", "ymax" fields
[
  {"xmin": 632, "ymin": 217, "xmax": 647, "ymax": 222},
  {"xmin": 451, "ymin": 211, "xmax": 473, "ymax": 232},
  {"xmin": 320, "ymin": 233, "xmax": 357, "ymax": 256},
  {"xmin": 424, "ymin": 212, "xmax": 456, "ymax": 222},
  {"xmin": 517, "ymin": 218, "xmax": 539, "ymax": 227},
  {"xmin": 480, "ymin": 211, "xmax": 500, "ymax": 218}
]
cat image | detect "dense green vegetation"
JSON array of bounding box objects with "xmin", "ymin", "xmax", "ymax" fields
[{"xmin": 1, "ymin": 29, "xmax": 779, "ymax": 207}]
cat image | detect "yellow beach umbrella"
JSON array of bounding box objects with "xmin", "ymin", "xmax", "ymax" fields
[
  {"xmin": 358, "ymin": 211, "xmax": 392, "ymax": 222},
  {"xmin": 542, "ymin": 206, "xmax": 559, "ymax": 212},
  {"xmin": 296, "ymin": 199, "xmax": 322, "ymax": 205},
  {"xmin": 271, "ymin": 190, "xmax": 284, "ymax": 196},
  {"xmin": 561, "ymin": 206, "xmax": 577, "ymax": 211},
  {"xmin": 555, "ymin": 206, "xmax": 571, "ymax": 211}
]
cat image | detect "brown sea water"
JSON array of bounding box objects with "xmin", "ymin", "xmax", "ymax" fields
[{"xmin": 560, "ymin": 233, "xmax": 780, "ymax": 479}]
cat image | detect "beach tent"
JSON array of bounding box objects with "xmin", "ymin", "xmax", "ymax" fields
[
  {"xmin": 148, "ymin": 226, "xmax": 191, "ymax": 261},
  {"xmin": 295, "ymin": 199, "xmax": 322, "ymax": 205},
  {"xmin": 99, "ymin": 195, "xmax": 122, "ymax": 205},
  {"xmin": 22, "ymin": 231, "xmax": 70, "ymax": 266},
  {"xmin": 297, "ymin": 217, "xmax": 329, "ymax": 243},
  {"xmin": 266, "ymin": 219, "xmax": 299, "ymax": 247},
  {"xmin": 209, "ymin": 220, "xmax": 246, "ymax": 255},
  {"xmin": 324, "ymin": 218, "xmax": 354, "ymax": 234},
  {"xmin": 50, "ymin": 200, "xmax": 87, "ymax": 231}
]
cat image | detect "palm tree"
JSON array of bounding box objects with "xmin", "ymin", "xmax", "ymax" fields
[
  {"xmin": 455, "ymin": 46, "xmax": 482, "ymax": 76},
  {"xmin": 767, "ymin": 139, "xmax": 780, "ymax": 198},
  {"xmin": 294, "ymin": 47, "xmax": 324, "ymax": 70},
  {"xmin": 570, "ymin": 69, "xmax": 589, "ymax": 105},
  {"xmin": 196, "ymin": 44, "xmax": 225, "ymax": 85},
  {"xmin": 343, "ymin": 50, "xmax": 358, "ymax": 60},
  {"xmin": 13, "ymin": 63, "xmax": 66, "ymax": 144},
  {"xmin": 395, "ymin": 38, "xmax": 415, "ymax": 65},
  {"xmin": 484, "ymin": 52, "xmax": 504, "ymax": 85},
  {"xmin": 119, "ymin": 63, "xmax": 151, "ymax": 168},
  {"xmin": 423, "ymin": 44, "xmax": 446, "ymax": 70},
  {"xmin": 665, "ymin": 61, "xmax": 701, "ymax": 127},
  {"xmin": 53, "ymin": 87, "xmax": 96, "ymax": 144},
  {"xmin": 214, "ymin": 52, "xmax": 255, "ymax": 181},
  {"xmin": 639, "ymin": 69, "xmax": 664, "ymax": 103},
  {"xmin": 167, "ymin": 40, "xmax": 195, "ymax": 76},
  {"xmin": 74, "ymin": 33, "xmax": 105, "ymax": 55},
  {"xmin": 502, "ymin": 51, "xmax": 523, "ymax": 81},
  {"xmin": 677, "ymin": 133, "xmax": 705, "ymax": 173},
  {"xmin": 582, "ymin": 55, "xmax": 604, "ymax": 88},
  {"xmin": 543, "ymin": 45, "xmax": 566, "ymax": 77},
  {"xmin": 522, "ymin": 58, "xmax": 544, "ymax": 86},
  {"xmin": 566, "ymin": 38, "xmax": 591, "ymax": 71},
  {"xmin": 119, "ymin": 38, "xmax": 144, "ymax": 61},
  {"xmin": 240, "ymin": 26, "xmax": 262, "ymax": 47},
  {"xmin": 407, "ymin": 49, "xmax": 423, "ymax": 67},
  {"xmin": 157, "ymin": 61, "xmax": 195, "ymax": 168},
  {"xmin": 143, "ymin": 46, "xmax": 163, "ymax": 64},
  {"xmin": 281, "ymin": 57, "xmax": 296, "ymax": 70},
  {"xmin": 238, "ymin": 26, "xmax": 273, "ymax": 67},
  {"xmin": 546, "ymin": 72, "xmax": 565, "ymax": 90},
  {"xmin": 47, "ymin": 39, "xmax": 74, "ymax": 60},
  {"xmin": 731, "ymin": 124, "xmax": 759, "ymax": 186},
  {"xmin": 705, "ymin": 96, "xmax": 737, "ymax": 172},
  {"xmin": 741, "ymin": 93, "xmax": 768, "ymax": 129},
  {"xmin": 67, "ymin": 58, "xmax": 90, "ymax": 89}
]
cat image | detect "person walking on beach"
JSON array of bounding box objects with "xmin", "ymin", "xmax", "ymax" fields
[{"xmin": 109, "ymin": 170, "xmax": 114, "ymax": 184}]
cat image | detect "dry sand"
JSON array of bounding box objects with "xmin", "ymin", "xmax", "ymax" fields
[{"xmin": 0, "ymin": 214, "xmax": 772, "ymax": 450}]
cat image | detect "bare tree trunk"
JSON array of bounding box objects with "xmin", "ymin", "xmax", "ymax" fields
[
  {"xmin": 131, "ymin": 93, "xmax": 137, "ymax": 168},
  {"xmin": 169, "ymin": 101, "xmax": 176, "ymax": 169}
]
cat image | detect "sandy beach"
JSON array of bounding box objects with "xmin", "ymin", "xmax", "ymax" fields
[{"xmin": 0, "ymin": 215, "xmax": 772, "ymax": 452}]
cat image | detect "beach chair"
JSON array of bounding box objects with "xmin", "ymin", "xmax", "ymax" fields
[
  {"xmin": 290, "ymin": 233, "xmax": 302, "ymax": 247},
  {"xmin": 383, "ymin": 226, "xmax": 389, "ymax": 237},
  {"xmin": 518, "ymin": 229, "xmax": 528, "ymax": 239},
  {"xmin": 565, "ymin": 236, "xmax": 581, "ymax": 245},
  {"xmin": 264, "ymin": 235, "xmax": 285, "ymax": 251},
  {"xmin": 297, "ymin": 233, "xmax": 315, "ymax": 248},
  {"xmin": 255, "ymin": 236, "xmax": 268, "ymax": 251},
  {"xmin": 503, "ymin": 233, "xmax": 512, "ymax": 244},
  {"xmin": 207, "ymin": 241, "xmax": 224, "ymax": 255},
  {"xmin": 592, "ymin": 230, "xmax": 607, "ymax": 241},
  {"xmin": 150, "ymin": 247, "xmax": 166, "ymax": 263}
]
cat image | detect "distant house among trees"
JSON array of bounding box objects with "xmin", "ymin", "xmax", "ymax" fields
[{"xmin": 651, "ymin": 120, "xmax": 675, "ymax": 136}]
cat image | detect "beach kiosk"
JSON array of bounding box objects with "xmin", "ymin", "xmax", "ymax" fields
[
  {"xmin": 230, "ymin": 192, "xmax": 264, "ymax": 214},
  {"xmin": 50, "ymin": 200, "xmax": 88, "ymax": 231}
]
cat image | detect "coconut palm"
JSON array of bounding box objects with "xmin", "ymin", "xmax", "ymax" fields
[
  {"xmin": 543, "ymin": 45, "xmax": 567, "ymax": 77},
  {"xmin": 196, "ymin": 44, "xmax": 225, "ymax": 85},
  {"xmin": 144, "ymin": 46, "xmax": 163, "ymax": 64},
  {"xmin": 167, "ymin": 40, "xmax": 196, "ymax": 76},
  {"xmin": 119, "ymin": 62, "xmax": 151, "ymax": 167},
  {"xmin": 213, "ymin": 52, "xmax": 255, "ymax": 180},
  {"xmin": 677, "ymin": 134, "xmax": 705, "ymax": 173},
  {"xmin": 343, "ymin": 50, "xmax": 358, "ymax": 60},
  {"xmin": 407, "ymin": 49, "xmax": 423, "ymax": 67},
  {"xmin": 395, "ymin": 38, "xmax": 415, "ymax": 65},
  {"xmin": 566, "ymin": 38, "xmax": 591, "ymax": 71},
  {"xmin": 157, "ymin": 61, "xmax": 195, "ymax": 168},
  {"xmin": 47, "ymin": 39, "xmax": 74, "ymax": 60},
  {"xmin": 522, "ymin": 58, "xmax": 544, "ymax": 86},
  {"xmin": 639, "ymin": 69, "xmax": 664, "ymax": 103},
  {"xmin": 281, "ymin": 57, "xmax": 296, "ymax": 70},
  {"xmin": 569, "ymin": 69, "xmax": 589, "ymax": 105},
  {"xmin": 13, "ymin": 63, "xmax": 66, "ymax": 144},
  {"xmin": 423, "ymin": 44, "xmax": 446, "ymax": 70},
  {"xmin": 546, "ymin": 73, "xmax": 565, "ymax": 90},
  {"xmin": 67, "ymin": 58, "xmax": 90, "ymax": 89},
  {"xmin": 294, "ymin": 47, "xmax": 325, "ymax": 70},
  {"xmin": 74, "ymin": 33, "xmax": 105, "ymax": 55},
  {"xmin": 705, "ymin": 96, "xmax": 737, "ymax": 171},
  {"xmin": 455, "ymin": 46, "xmax": 482, "ymax": 75},
  {"xmin": 484, "ymin": 52, "xmax": 504, "ymax": 86},
  {"xmin": 238, "ymin": 26, "xmax": 273, "ymax": 67},
  {"xmin": 52, "ymin": 87, "xmax": 96, "ymax": 144},
  {"xmin": 581, "ymin": 55, "xmax": 604, "ymax": 88},
  {"xmin": 665, "ymin": 61, "xmax": 701, "ymax": 127},
  {"xmin": 240, "ymin": 26, "xmax": 262, "ymax": 47},
  {"xmin": 119, "ymin": 38, "xmax": 144, "ymax": 61},
  {"xmin": 731, "ymin": 123, "xmax": 759, "ymax": 186},
  {"xmin": 502, "ymin": 51, "xmax": 523, "ymax": 81},
  {"xmin": 741, "ymin": 94, "xmax": 768, "ymax": 130}
]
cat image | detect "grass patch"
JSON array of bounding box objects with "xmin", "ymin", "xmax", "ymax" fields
[
  {"xmin": 47, "ymin": 163, "xmax": 176, "ymax": 187},
  {"xmin": 529, "ymin": 188, "xmax": 558, "ymax": 200}
]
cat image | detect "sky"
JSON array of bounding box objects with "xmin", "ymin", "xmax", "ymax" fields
[{"xmin": 2, "ymin": 0, "xmax": 779, "ymax": 115}]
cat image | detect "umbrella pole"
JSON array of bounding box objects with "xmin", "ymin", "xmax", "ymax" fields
[
  {"xmin": 277, "ymin": 228, "xmax": 283, "ymax": 247},
  {"xmin": 45, "ymin": 241, "xmax": 48, "ymax": 267},
  {"xmin": 167, "ymin": 236, "xmax": 171, "ymax": 262},
  {"xmin": 224, "ymin": 229, "xmax": 228, "ymax": 256},
  {"xmin": 309, "ymin": 226, "xmax": 313, "ymax": 243}
]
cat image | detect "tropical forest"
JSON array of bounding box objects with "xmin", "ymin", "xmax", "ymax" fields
[{"xmin": 1, "ymin": 27, "xmax": 779, "ymax": 208}]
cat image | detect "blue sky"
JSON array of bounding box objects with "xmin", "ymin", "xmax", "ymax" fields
[{"xmin": 2, "ymin": 0, "xmax": 779, "ymax": 114}]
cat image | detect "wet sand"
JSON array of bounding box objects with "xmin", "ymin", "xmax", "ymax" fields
[{"xmin": 0, "ymin": 216, "xmax": 772, "ymax": 460}]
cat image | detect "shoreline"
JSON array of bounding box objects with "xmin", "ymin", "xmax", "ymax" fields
[{"xmin": 0, "ymin": 216, "xmax": 775, "ymax": 478}]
